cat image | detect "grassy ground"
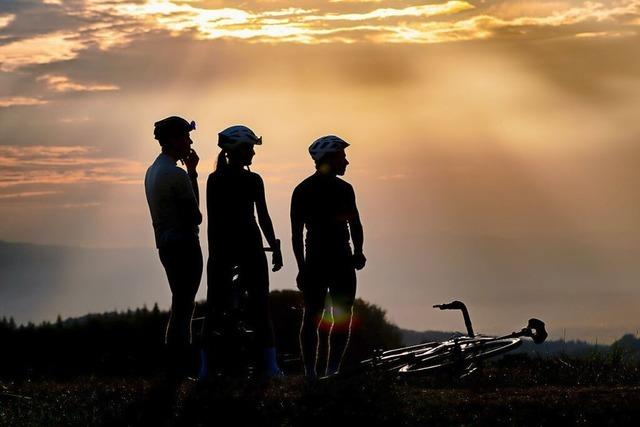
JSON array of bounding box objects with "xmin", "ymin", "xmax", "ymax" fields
[{"xmin": 2, "ymin": 357, "xmax": 640, "ymax": 426}]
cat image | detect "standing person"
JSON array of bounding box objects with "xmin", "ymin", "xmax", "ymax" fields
[
  {"xmin": 206, "ymin": 125, "xmax": 284, "ymax": 377},
  {"xmin": 291, "ymin": 135, "xmax": 366, "ymax": 378},
  {"xmin": 144, "ymin": 116, "xmax": 202, "ymax": 389}
]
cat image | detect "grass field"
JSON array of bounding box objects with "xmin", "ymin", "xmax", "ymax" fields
[{"xmin": 2, "ymin": 355, "xmax": 640, "ymax": 426}]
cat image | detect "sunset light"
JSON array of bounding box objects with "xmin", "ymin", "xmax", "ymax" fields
[
  {"xmin": 2, "ymin": 0, "xmax": 640, "ymax": 349},
  {"xmin": 2, "ymin": 1, "xmax": 640, "ymax": 422}
]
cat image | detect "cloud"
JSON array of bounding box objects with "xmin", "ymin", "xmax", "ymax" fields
[
  {"xmin": 0, "ymin": 190, "xmax": 61, "ymax": 199},
  {"xmin": 368, "ymin": 1, "xmax": 640, "ymax": 43},
  {"xmin": 0, "ymin": 145, "xmax": 145, "ymax": 188},
  {"xmin": 87, "ymin": 0, "xmax": 640, "ymax": 44},
  {"xmin": 37, "ymin": 74, "xmax": 119, "ymax": 92},
  {"xmin": 0, "ymin": 14, "xmax": 15, "ymax": 29},
  {"xmin": 0, "ymin": 31, "xmax": 84, "ymax": 71},
  {"xmin": 59, "ymin": 201, "xmax": 101, "ymax": 209},
  {"xmin": 303, "ymin": 2, "xmax": 475, "ymax": 22},
  {"xmin": 0, "ymin": 97, "xmax": 49, "ymax": 107},
  {"xmin": 59, "ymin": 116, "xmax": 92, "ymax": 124},
  {"xmin": 0, "ymin": 0, "xmax": 638, "ymax": 71}
]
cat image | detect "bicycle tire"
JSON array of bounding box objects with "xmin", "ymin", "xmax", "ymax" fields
[
  {"xmin": 359, "ymin": 342, "xmax": 440, "ymax": 372},
  {"xmin": 398, "ymin": 337, "xmax": 521, "ymax": 374}
]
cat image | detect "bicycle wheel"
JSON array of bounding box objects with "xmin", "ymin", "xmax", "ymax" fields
[
  {"xmin": 359, "ymin": 342, "xmax": 440, "ymax": 372},
  {"xmin": 398, "ymin": 337, "xmax": 521, "ymax": 375}
]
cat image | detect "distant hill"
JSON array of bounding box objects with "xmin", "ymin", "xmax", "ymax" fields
[
  {"xmin": 0, "ymin": 240, "xmax": 169, "ymax": 324},
  {"xmin": 400, "ymin": 329, "xmax": 459, "ymax": 346},
  {"xmin": 611, "ymin": 334, "xmax": 640, "ymax": 352}
]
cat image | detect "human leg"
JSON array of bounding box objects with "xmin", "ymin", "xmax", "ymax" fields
[
  {"xmin": 243, "ymin": 251, "xmax": 275, "ymax": 349},
  {"xmin": 159, "ymin": 243, "xmax": 203, "ymax": 380},
  {"xmin": 299, "ymin": 282, "xmax": 327, "ymax": 378},
  {"xmin": 326, "ymin": 262, "xmax": 356, "ymax": 376},
  {"xmin": 242, "ymin": 251, "xmax": 282, "ymax": 375}
]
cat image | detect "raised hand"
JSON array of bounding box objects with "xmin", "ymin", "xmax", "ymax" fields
[{"xmin": 185, "ymin": 148, "xmax": 199, "ymax": 174}]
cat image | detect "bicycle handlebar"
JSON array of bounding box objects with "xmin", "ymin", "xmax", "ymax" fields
[
  {"xmin": 433, "ymin": 301, "xmax": 467, "ymax": 311},
  {"xmin": 433, "ymin": 301, "xmax": 548, "ymax": 344},
  {"xmin": 262, "ymin": 238, "xmax": 281, "ymax": 252},
  {"xmin": 433, "ymin": 300, "xmax": 475, "ymax": 336},
  {"xmin": 525, "ymin": 318, "xmax": 548, "ymax": 344}
]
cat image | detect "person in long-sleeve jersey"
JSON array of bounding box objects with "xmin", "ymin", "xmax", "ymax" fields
[
  {"xmin": 144, "ymin": 116, "xmax": 202, "ymax": 390},
  {"xmin": 291, "ymin": 135, "xmax": 366, "ymax": 378}
]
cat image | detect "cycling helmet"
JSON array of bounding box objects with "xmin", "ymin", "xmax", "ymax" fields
[
  {"xmin": 153, "ymin": 116, "xmax": 196, "ymax": 140},
  {"xmin": 218, "ymin": 125, "xmax": 262, "ymax": 150},
  {"xmin": 308, "ymin": 135, "xmax": 349, "ymax": 162}
]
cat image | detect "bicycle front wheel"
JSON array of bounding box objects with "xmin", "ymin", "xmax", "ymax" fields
[{"xmin": 398, "ymin": 337, "xmax": 521, "ymax": 375}]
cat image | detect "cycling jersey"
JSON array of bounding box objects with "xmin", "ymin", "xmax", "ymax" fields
[
  {"xmin": 291, "ymin": 173, "xmax": 358, "ymax": 260},
  {"xmin": 207, "ymin": 168, "xmax": 263, "ymax": 252},
  {"xmin": 145, "ymin": 153, "xmax": 201, "ymax": 248}
]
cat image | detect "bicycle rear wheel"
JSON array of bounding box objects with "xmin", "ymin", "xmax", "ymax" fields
[
  {"xmin": 398, "ymin": 337, "xmax": 521, "ymax": 375},
  {"xmin": 359, "ymin": 342, "xmax": 440, "ymax": 372}
]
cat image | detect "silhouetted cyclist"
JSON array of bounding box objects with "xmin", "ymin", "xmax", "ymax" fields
[
  {"xmin": 144, "ymin": 116, "xmax": 202, "ymax": 390},
  {"xmin": 291, "ymin": 135, "xmax": 366, "ymax": 378},
  {"xmin": 205, "ymin": 125, "xmax": 284, "ymax": 377}
]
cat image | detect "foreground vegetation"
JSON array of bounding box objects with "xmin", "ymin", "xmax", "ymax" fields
[
  {"xmin": 2, "ymin": 356, "xmax": 640, "ymax": 427},
  {"xmin": 3, "ymin": 292, "xmax": 640, "ymax": 425}
]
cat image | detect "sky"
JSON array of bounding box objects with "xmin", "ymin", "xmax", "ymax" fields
[{"xmin": 1, "ymin": 0, "xmax": 640, "ymax": 342}]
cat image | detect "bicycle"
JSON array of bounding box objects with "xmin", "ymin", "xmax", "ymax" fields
[
  {"xmin": 357, "ymin": 300, "xmax": 547, "ymax": 377},
  {"xmin": 193, "ymin": 246, "xmax": 277, "ymax": 379}
]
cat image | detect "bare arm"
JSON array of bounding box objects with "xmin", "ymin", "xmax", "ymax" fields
[
  {"xmin": 350, "ymin": 210, "xmax": 364, "ymax": 255},
  {"xmin": 290, "ymin": 188, "xmax": 305, "ymax": 272},
  {"xmin": 291, "ymin": 189, "xmax": 307, "ymax": 290},
  {"xmin": 255, "ymin": 175, "xmax": 278, "ymax": 249},
  {"xmin": 255, "ymin": 175, "xmax": 282, "ymax": 271},
  {"xmin": 206, "ymin": 173, "xmax": 216, "ymax": 246},
  {"xmin": 348, "ymin": 186, "xmax": 365, "ymax": 270}
]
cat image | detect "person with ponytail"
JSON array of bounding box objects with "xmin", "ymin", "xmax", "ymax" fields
[{"xmin": 204, "ymin": 125, "xmax": 284, "ymax": 377}]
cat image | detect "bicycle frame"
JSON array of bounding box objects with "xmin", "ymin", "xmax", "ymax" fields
[{"xmin": 194, "ymin": 245, "xmax": 277, "ymax": 379}]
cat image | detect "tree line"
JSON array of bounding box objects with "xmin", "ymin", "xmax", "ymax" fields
[{"xmin": 0, "ymin": 290, "xmax": 402, "ymax": 379}]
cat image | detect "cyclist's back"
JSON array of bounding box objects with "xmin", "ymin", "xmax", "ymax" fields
[
  {"xmin": 292, "ymin": 172, "xmax": 357, "ymax": 260},
  {"xmin": 207, "ymin": 167, "xmax": 262, "ymax": 254}
]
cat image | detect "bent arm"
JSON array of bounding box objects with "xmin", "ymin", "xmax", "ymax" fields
[
  {"xmin": 350, "ymin": 213, "xmax": 364, "ymax": 255},
  {"xmin": 290, "ymin": 190, "xmax": 305, "ymax": 271},
  {"xmin": 255, "ymin": 176, "xmax": 279, "ymax": 249},
  {"xmin": 176, "ymin": 172, "xmax": 202, "ymax": 226},
  {"xmin": 206, "ymin": 174, "xmax": 216, "ymax": 245},
  {"xmin": 189, "ymin": 172, "xmax": 199, "ymax": 205},
  {"xmin": 348, "ymin": 187, "xmax": 363, "ymax": 255}
]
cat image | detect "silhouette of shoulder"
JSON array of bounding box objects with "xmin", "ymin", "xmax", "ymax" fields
[
  {"xmin": 208, "ymin": 168, "xmax": 261, "ymax": 181},
  {"xmin": 146, "ymin": 154, "xmax": 194, "ymax": 198},
  {"xmin": 293, "ymin": 174, "xmax": 353, "ymax": 198}
]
